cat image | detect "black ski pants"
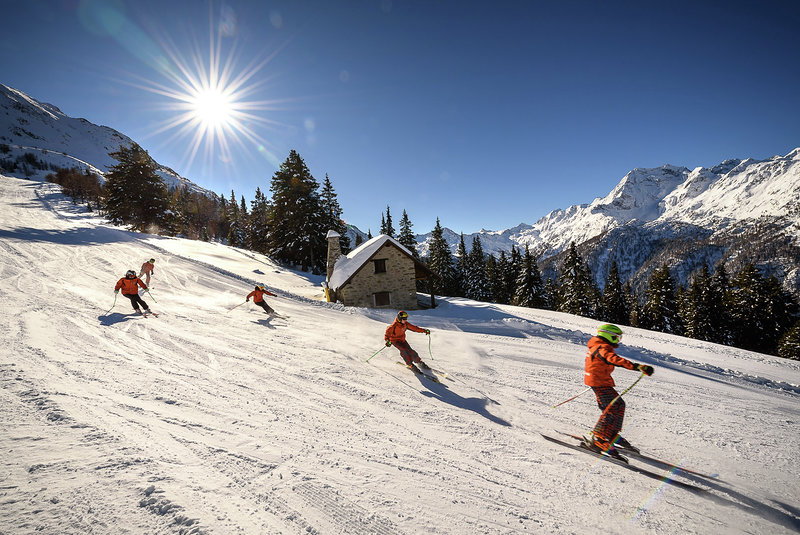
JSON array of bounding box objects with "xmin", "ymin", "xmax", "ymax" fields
[
  {"xmin": 123, "ymin": 293, "xmax": 149, "ymax": 312},
  {"xmin": 255, "ymin": 300, "xmax": 274, "ymax": 314}
]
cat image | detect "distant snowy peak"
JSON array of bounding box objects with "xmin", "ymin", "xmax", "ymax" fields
[
  {"xmin": 416, "ymin": 148, "xmax": 800, "ymax": 258},
  {"xmin": 0, "ymin": 83, "xmax": 212, "ymax": 196}
]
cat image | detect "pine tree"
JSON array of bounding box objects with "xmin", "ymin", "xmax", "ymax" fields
[
  {"xmin": 266, "ymin": 150, "xmax": 327, "ymax": 273},
  {"xmin": 543, "ymin": 278, "xmax": 558, "ymax": 311},
  {"xmin": 642, "ymin": 264, "xmax": 682, "ymax": 334},
  {"xmin": 778, "ymin": 320, "xmax": 800, "ymax": 360},
  {"xmin": 514, "ymin": 245, "xmax": 546, "ymax": 308},
  {"xmin": 383, "ymin": 206, "xmax": 395, "ymax": 237},
  {"xmin": 464, "ymin": 235, "xmax": 491, "ymax": 301},
  {"xmin": 226, "ymin": 190, "xmax": 245, "ymax": 247},
  {"xmin": 556, "ymin": 242, "xmax": 595, "ymax": 317},
  {"xmin": 454, "ymin": 233, "xmax": 468, "ymax": 298},
  {"xmin": 681, "ymin": 265, "xmax": 716, "ymax": 342},
  {"xmin": 397, "ymin": 210, "xmax": 417, "ymax": 256},
  {"xmin": 601, "ymin": 261, "xmax": 628, "ymax": 324},
  {"xmin": 249, "ymin": 187, "xmax": 270, "ymax": 254},
  {"xmin": 711, "ymin": 264, "xmax": 733, "ymax": 344},
  {"xmin": 426, "ymin": 217, "xmax": 458, "ymax": 297},
  {"xmin": 319, "ymin": 174, "xmax": 351, "ymax": 253},
  {"xmin": 505, "ymin": 246, "xmax": 522, "ymax": 305},
  {"xmin": 239, "ymin": 195, "xmax": 250, "ymax": 249},
  {"xmin": 728, "ymin": 265, "xmax": 799, "ymax": 355},
  {"xmin": 103, "ymin": 143, "xmax": 171, "ymax": 232},
  {"xmin": 623, "ymin": 282, "xmax": 641, "ymax": 327}
]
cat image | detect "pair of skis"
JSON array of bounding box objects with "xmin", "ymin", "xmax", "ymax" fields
[
  {"xmin": 136, "ymin": 310, "xmax": 159, "ymax": 318},
  {"xmin": 541, "ymin": 431, "xmax": 717, "ymax": 492},
  {"xmin": 397, "ymin": 362, "xmax": 448, "ymax": 384}
]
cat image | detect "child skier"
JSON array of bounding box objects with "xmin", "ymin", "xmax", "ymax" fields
[
  {"xmin": 385, "ymin": 310, "xmax": 431, "ymax": 374},
  {"xmin": 139, "ymin": 258, "xmax": 155, "ymax": 285},
  {"xmin": 115, "ymin": 270, "xmax": 153, "ymax": 315},
  {"xmin": 583, "ymin": 323, "xmax": 653, "ymax": 458},
  {"xmin": 247, "ymin": 284, "xmax": 278, "ymax": 315}
]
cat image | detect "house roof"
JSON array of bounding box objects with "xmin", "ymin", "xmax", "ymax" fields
[{"xmin": 327, "ymin": 234, "xmax": 430, "ymax": 290}]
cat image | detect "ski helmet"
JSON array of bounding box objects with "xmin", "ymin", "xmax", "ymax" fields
[
  {"xmin": 126, "ymin": 270, "xmax": 136, "ymax": 278},
  {"xmin": 397, "ymin": 310, "xmax": 408, "ymax": 321},
  {"xmin": 149, "ymin": 258, "xmax": 155, "ymax": 263},
  {"xmin": 256, "ymin": 284, "xmax": 265, "ymax": 291},
  {"xmin": 597, "ymin": 323, "xmax": 623, "ymax": 344}
]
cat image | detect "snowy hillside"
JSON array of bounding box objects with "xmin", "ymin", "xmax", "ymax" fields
[
  {"xmin": 0, "ymin": 84, "xmax": 212, "ymax": 196},
  {"xmin": 2, "ymin": 172, "xmax": 799, "ymax": 534}
]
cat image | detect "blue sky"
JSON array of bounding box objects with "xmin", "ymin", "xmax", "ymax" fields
[{"xmin": 2, "ymin": 0, "xmax": 799, "ymax": 235}]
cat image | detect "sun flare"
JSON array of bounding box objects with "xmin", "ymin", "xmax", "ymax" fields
[
  {"xmin": 123, "ymin": 11, "xmax": 287, "ymax": 175},
  {"xmin": 190, "ymin": 87, "xmax": 233, "ymax": 128}
]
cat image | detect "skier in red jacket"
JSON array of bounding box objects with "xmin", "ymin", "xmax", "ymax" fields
[
  {"xmin": 114, "ymin": 270, "xmax": 152, "ymax": 315},
  {"xmin": 139, "ymin": 258, "xmax": 155, "ymax": 285},
  {"xmin": 247, "ymin": 284, "xmax": 278, "ymax": 315},
  {"xmin": 385, "ymin": 310, "xmax": 431, "ymax": 373},
  {"xmin": 584, "ymin": 323, "xmax": 653, "ymax": 458}
]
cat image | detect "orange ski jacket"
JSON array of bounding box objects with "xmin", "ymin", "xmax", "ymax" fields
[
  {"xmin": 141, "ymin": 261, "xmax": 154, "ymax": 275},
  {"xmin": 115, "ymin": 277, "xmax": 147, "ymax": 296},
  {"xmin": 247, "ymin": 288, "xmax": 276, "ymax": 303},
  {"xmin": 385, "ymin": 319, "xmax": 426, "ymax": 344},
  {"xmin": 584, "ymin": 336, "xmax": 636, "ymax": 387}
]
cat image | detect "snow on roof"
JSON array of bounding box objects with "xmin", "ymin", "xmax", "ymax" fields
[{"xmin": 327, "ymin": 234, "xmax": 416, "ymax": 290}]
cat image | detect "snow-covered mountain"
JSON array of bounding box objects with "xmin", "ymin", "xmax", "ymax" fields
[
  {"xmin": 417, "ymin": 149, "xmax": 800, "ymax": 294},
  {"xmin": 0, "ymin": 84, "xmax": 212, "ymax": 196},
  {"xmin": 2, "ymin": 172, "xmax": 799, "ymax": 534}
]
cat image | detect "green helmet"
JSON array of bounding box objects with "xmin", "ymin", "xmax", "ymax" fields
[{"xmin": 597, "ymin": 323, "xmax": 623, "ymax": 344}]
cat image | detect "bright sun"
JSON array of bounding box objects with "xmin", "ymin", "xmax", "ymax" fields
[
  {"xmin": 129, "ymin": 15, "xmax": 285, "ymax": 174},
  {"xmin": 190, "ymin": 87, "xmax": 233, "ymax": 128}
]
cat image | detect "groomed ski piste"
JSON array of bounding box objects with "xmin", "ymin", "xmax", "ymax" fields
[{"xmin": 1, "ymin": 172, "xmax": 799, "ymax": 535}]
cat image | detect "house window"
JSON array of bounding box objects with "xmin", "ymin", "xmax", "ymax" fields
[
  {"xmin": 374, "ymin": 291, "xmax": 391, "ymax": 307},
  {"xmin": 373, "ymin": 259, "xmax": 387, "ymax": 273}
]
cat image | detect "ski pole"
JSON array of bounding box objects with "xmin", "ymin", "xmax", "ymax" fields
[
  {"xmin": 552, "ymin": 386, "xmax": 592, "ymax": 408},
  {"xmin": 427, "ymin": 332, "xmax": 435, "ymax": 360},
  {"xmin": 145, "ymin": 288, "xmax": 158, "ymax": 303},
  {"xmin": 597, "ymin": 371, "xmax": 645, "ymax": 422},
  {"xmin": 228, "ymin": 301, "xmax": 247, "ymax": 312},
  {"xmin": 105, "ymin": 292, "xmax": 118, "ymax": 314},
  {"xmin": 366, "ymin": 345, "xmax": 387, "ymax": 362}
]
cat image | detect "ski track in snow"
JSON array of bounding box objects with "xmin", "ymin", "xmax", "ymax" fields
[{"xmin": 1, "ymin": 174, "xmax": 799, "ymax": 534}]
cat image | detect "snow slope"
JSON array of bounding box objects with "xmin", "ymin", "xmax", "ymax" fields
[{"xmin": 1, "ymin": 173, "xmax": 799, "ymax": 534}]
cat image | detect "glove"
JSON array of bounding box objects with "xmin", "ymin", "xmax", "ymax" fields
[
  {"xmin": 385, "ymin": 340, "xmax": 392, "ymax": 347},
  {"xmin": 114, "ymin": 290, "xmax": 119, "ymax": 294},
  {"xmin": 424, "ymin": 329, "xmax": 430, "ymax": 335},
  {"xmin": 246, "ymin": 298, "xmax": 250, "ymax": 302},
  {"xmin": 636, "ymin": 364, "xmax": 654, "ymax": 376}
]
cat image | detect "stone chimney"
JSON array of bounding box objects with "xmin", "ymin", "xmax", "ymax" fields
[{"xmin": 326, "ymin": 230, "xmax": 342, "ymax": 281}]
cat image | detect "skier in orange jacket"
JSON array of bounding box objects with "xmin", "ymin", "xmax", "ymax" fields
[
  {"xmin": 115, "ymin": 270, "xmax": 151, "ymax": 315},
  {"xmin": 584, "ymin": 323, "xmax": 653, "ymax": 457},
  {"xmin": 247, "ymin": 284, "xmax": 278, "ymax": 315},
  {"xmin": 139, "ymin": 258, "xmax": 155, "ymax": 285},
  {"xmin": 385, "ymin": 310, "xmax": 431, "ymax": 373}
]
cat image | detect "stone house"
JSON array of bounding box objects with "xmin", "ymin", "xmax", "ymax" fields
[{"xmin": 324, "ymin": 231, "xmax": 434, "ymax": 309}]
